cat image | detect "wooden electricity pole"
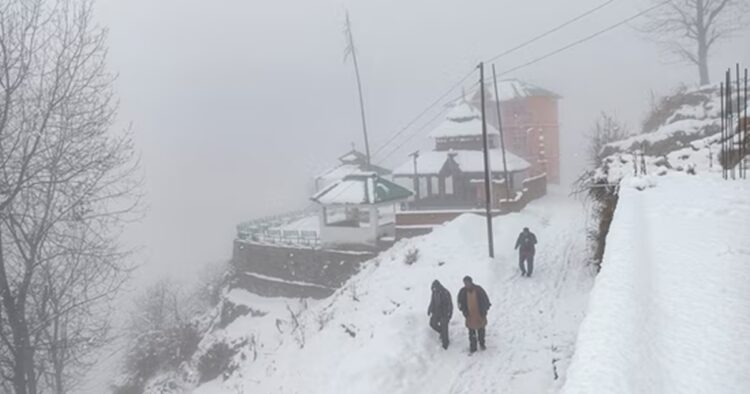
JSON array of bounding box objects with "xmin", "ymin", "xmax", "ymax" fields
[
  {"xmin": 479, "ymin": 62, "xmax": 495, "ymax": 258},
  {"xmin": 732, "ymin": 63, "xmax": 745, "ymax": 179},
  {"xmin": 409, "ymin": 150, "xmax": 420, "ymax": 200},
  {"xmin": 491, "ymin": 64, "xmax": 512, "ymax": 199},
  {"xmin": 344, "ymin": 11, "xmax": 372, "ymax": 166}
]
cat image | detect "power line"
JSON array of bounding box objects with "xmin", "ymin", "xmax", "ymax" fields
[
  {"xmin": 370, "ymin": 68, "xmax": 476, "ymax": 158},
  {"xmin": 325, "ymin": 0, "xmax": 669, "ymax": 192},
  {"xmin": 495, "ymin": 0, "xmax": 669, "ymax": 77},
  {"xmin": 318, "ymin": 94, "xmax": 461, "ymax": 204},
  {"xmin": 377, "ymin": 97, "xmax": 458, "ymax": 163},
  {"xmin": 368, "ymin": 0, "xmax": 628, "ymax": 163},
  {"xmin": 484, "ymin": 0, "xmax": 618, "ymax": 63}
]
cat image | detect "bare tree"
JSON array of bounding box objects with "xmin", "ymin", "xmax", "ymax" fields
[
  {"xmin": 587, "ymin": 112, "xmax": 630, "ymax": 167},
  {"xmin": 0, "ymin": 1, "xmax": 140, "ymax": 393},
  {"xmin": 643, "ymin": 0, "xmax": 749, "ymax": 85}
]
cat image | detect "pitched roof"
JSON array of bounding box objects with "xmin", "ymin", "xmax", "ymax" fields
[
  {"xmin": 316, "ymin": 149, "xmax": 391, "ymax": 184},
  {"xmin": 338, "ymin": 149, "xmax": 367, "ymax": 164},
  {"xmin": 428, "ymin": 101, "xmax": 501, "ymax": 139},
  {"xmin": 392, "ymin": 149, "xmax": 530, "ymax": 176},
  {"xmin": 479, "ymin": 79, "xmax": 561, "ymax": 102},
  {"xmin": 311, "ymin": 174, "xmax": 413, "ymax": 205}
]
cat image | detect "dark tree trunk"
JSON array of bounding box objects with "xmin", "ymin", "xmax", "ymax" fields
[
  {"xmin": 698, "ymin": 55, "xmax": 710, "ymax": 85},
  {"xmin": 697, "ymin": 36, "xmax": 710, "ymax": 85}
]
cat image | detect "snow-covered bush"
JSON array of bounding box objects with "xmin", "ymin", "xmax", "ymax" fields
[
  {"xmin": 218, "ymin": 299, "xmax": 251, "ymax": 329},
  {"xmin": 403, "ymin": 248, "xmax": 420, "ymax": 265},
  {"xmin": 114, "ymin": 280, "xmax": 206, "ymax": 393},
  {"xmin": 113, "ymin": 322, "xmax": 201, "ymax": 393},
  {"xmin": 197, "ymin": 341, "xmax": 237, "ymax": 383},
  {"xmin": 642, "ymin": 85, "xmax": 712, "ymax": 134}
]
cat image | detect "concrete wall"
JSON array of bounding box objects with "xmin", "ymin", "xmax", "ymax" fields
[
  {"xmin": 396, "ymin": 211, "xmax": 464, "ymax": 226},
  {"xmin": 320, "ymin": 225, "xmax": 375, "ymax": 248},
  {"xmin": 500, "ymin": 174, "xmax": 547, "ymax": 213},
  {"xmin": 232, "ymin": 240, "xmax": 375, "ymax": 289},
  {"xmin": 228, "ymin": 272, "xmax": 334, "ymax": 299}
]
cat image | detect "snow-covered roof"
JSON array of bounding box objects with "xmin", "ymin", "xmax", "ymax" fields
[
  {"xmin": 428, "ymin": 101, "xmax": 501, "ymax": 139},
  {"xmin": 315, "ymin": 149, "xmax": 391, "ymax": 184},
  {"xmin": 338, "ymin": 149, "xmax": 367, "ymax": 164},
  {"xmin": 482, "ymin": 78, "xmax": 561, "ymax": 102},
  {"xmin": 316, "ymin": 164, "xmax": 370, "ymax": 184},
  {"xmin": 391, "ymin": 149, "xmax": 530, "ymax": 176},
  {"xmin": 446, "ymin": 101, "xmax": 481, "ymax": 122},
  {"xmin": 311, "ymin": 174, "xmax": 412, "ymax": 205}
]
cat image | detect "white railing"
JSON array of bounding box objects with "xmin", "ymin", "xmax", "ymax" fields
[{"xmin": 236, "ymin": 208, "xmax": 320, "ymax": 247}]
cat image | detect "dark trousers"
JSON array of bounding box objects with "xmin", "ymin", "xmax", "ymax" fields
[
  {"xmin": 430, "ymin": 316, "xmax": 450, "ymax": 349},
  {"xmin": 468, "ymin": 328, "xmax": 486, "ymax": 352},
  {"xmin": 519, "ymin": 252, "xmax": 534, "ymax": 276}
]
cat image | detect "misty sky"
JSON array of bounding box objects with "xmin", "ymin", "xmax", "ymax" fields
[{"xmin": 93, "ymin": 0, "xmax": 750, "ymax": 284}]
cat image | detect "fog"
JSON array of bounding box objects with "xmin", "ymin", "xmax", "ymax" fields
[{"xmin": 93, "ymin": 0, "xmax": 749, "ymax": 285}]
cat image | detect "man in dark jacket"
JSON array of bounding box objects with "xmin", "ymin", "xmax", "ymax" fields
[
  {"xmin": 427, "ymin": 280, "xmax": 453, "ymax": 349},
  {"xmin": 515, "ymin": 227, "xmax": 537, "ymax": 277},
  {"xmin": 457, "ymin": 276, "xmax": 491, "ymax": 353}
]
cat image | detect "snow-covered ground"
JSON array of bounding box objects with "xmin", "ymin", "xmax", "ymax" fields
[
  {"xmin": 563, "ymin": 174, "xmax": 750, "ymax": 393},
  {"xmin": 188, "ymin": 189, "xmax": 596, "ymax": 394}
]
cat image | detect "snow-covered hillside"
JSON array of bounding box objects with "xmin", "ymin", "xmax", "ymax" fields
[
  {"xmin": 150, "ymin": 190, "xmax": 595, "ymax": 394},
  {"xmin": 562, "ymin": 174, "xmax": 750, "ymax": 393},
  {"xmin": 589, "ymin": 85, "xmax": 738, "ymax": 185}
]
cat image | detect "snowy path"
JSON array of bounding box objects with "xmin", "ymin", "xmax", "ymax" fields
[
  {"xmin": 426, "ymin": 200, "xmax": 593, "ymax": 394},
  {"xmin": 563, "ymin": 174, "xmax": 750, "ymax": 393},
  {"xmin": 194, "ymin": 192, "xmax": 595, "ymax": 394}
]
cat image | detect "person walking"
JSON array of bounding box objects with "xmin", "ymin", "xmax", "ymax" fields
[
  {"xmin": 457, "ymin": 276, "xmax": 491, "ymax": 353},
  {"xmin": 515, "ymin": 227, "xmax": 537, "ymax": 277},
  {"xmin": 427, "ymin": 280, "xmax": 453, "ymax": 349}
]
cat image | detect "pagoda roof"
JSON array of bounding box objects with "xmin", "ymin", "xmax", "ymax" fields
[
  {"xmin": 428, "ymin": 101, "xmax": 501, "ymax": 139},
  {"xmin": 311, "ymin": 173, "xmax": 412, "ymax": 206}
]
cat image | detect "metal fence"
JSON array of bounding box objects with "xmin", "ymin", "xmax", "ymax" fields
[
  {"xmin": 719, "ymin": 63, "xmax": 748, "ymax": 180},
  {"xmin": 236, "ymin": 208, "xmax": 320, "ymax": 246}
]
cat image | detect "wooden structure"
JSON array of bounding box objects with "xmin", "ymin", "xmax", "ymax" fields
[
  {"xmin": 314, "ymin": 149, "xmax": 390, "ymax": 192},
  {"xmin": 392, "ymin": 100, "xmax": 531, "ymax": 210},
  {"xmin": 311, "ymin": 173, "xmax": 412, "ymax": 248}
]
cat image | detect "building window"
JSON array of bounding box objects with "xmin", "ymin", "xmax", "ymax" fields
[
  {"xmin": 419, "ymin": 177, "xmax": 428, "ymax": 198},
  {"xmin": 445, "ymin": 175, "xmax": 454, "ymax": 195},
  {"xmin": 431, "ymin": 176, "xmax": 439, "ymax": 196}
]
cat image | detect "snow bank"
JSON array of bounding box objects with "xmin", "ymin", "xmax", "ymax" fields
[{"xmin": 562, "ymin": 174, "xmax": 750, "ymax": 393}]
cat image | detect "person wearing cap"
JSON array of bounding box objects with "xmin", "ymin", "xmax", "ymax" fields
[
  {"xmin": 456, "ymin": 276, "xmax": 491, "ymax": 353},
  {"xmin": 427, "ymin": 280, "xmax": 453, "ymax": 349},
  {"xmin": 515, "ymin": 227, "xmax": 538, "ymax": 277}
]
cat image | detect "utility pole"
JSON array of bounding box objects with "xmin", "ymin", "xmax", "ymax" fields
[
  {"xmin": 718, "ymin": 82, "xmax": 727, "ymax": 179},
  {"xmin": 744, "ymin": 67, "xmax": 748, "ymax": 179},
  {"xmin": 732, "ymin": 63, "xmax": 745, "ymax": 179},
  {"xmin": 491, "ymin": 64, "xmax": 512, "ymax": 199},
  {"xmin": 479, "ymin": 62, "xmax": 495, "ymax": 258},
  {"xmin": 727, "ymin": 71, "xmax": 736, "ymax": 180},
  {"xmin": 409, "ymin": 150, "xmax": 420, "ymax": 200},
  {"xmin": 344, "ymin": 11, "xmax": 372, "ymax": 166}
]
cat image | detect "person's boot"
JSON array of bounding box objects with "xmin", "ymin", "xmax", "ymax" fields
[{"xmin": 480, "ymin": 342, "xmax": 486, "ymax": 350}]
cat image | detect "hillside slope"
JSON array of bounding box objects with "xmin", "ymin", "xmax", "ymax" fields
[{"xmin": 178, "ymin": 191, "xmax": 595, "ymax": 394}]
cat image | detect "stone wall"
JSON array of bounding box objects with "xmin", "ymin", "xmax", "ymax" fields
[
  {"xmin": 228, "ymin": 272, "xmax": 334, "ymax": 299},
  {"xmin": 232, "ymin": 240, "xmax": 375, "ymax": 289}
]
